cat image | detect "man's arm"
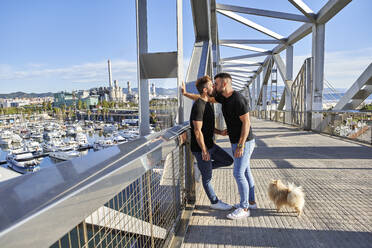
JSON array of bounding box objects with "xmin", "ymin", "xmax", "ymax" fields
[
  {"xmin": 214, "ymin": 128, "xmax": 228, "ymax": 136},
  {"xmin": 182, "ymin": 81, "xmax": 217, "ymax": 103},
  {"xmin": 234, "ymin": 112, "xmax": 251, "ymax": 158},
  {"xmin": 193, "ymin": 120, "xmax": 210, "ymax": 161}
]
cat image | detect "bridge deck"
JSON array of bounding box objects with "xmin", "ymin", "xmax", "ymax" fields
[{"xmin": 181, "ymin": 117, "xmax": 372, "ymax": 248}]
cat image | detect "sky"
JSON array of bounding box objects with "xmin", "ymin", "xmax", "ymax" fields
[{"xmin": 0, "ymin": 0, "xmax": 371, "ymax": 93}]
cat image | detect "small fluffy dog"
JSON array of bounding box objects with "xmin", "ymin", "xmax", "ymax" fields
[{"xmin": 268, "ymin": 179, "xmax": 305, "ymax": 216}]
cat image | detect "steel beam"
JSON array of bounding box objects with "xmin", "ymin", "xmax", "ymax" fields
[
  {"xmin": 221, "ymin": 43, "xmax": 269, "ymax": 53},
  {"xmin": 185, "ymin": 0, "xmax": 214, "ymax": 120},
  {"xmin": 232, "ymin": 81, "xmax": 247, "ymax": 87},
  {"xmin": 272, "ymin": 54, "xmax": 292, "ymax": 90},
  {"xmin": 177, "ymin": 0, "xmax": 184, "ymax": 123},
  {"xmin": 285, "ymin": 45, "xmax": 293, "ymax": 121},
  {"xmin": 252, "ymin": 78, "xmax": 256, "ymax": 109},
  {"xmin": 222, "ymin": 52, "xmax": 271, "ymax": 62},
  {"xmin": 223, "ymin": 68, "xmax": 257, "ymax": 73},
  {"xmin": 211, "ymin": 0, "xmax": 221, "ymax": 74},
  {"xmin": 257, "ymin": 57, "xmax": 273, "ymax": 106},
  {"xmin": 288, "ymin": 0, "xmax": 316, "ymax": 22},
  {"xmin": 217, "ymin": 3, "xmax": 311, "ymax": 22},
  {"xmin": 232, "ymin": 77, "xmax": 249, "ymax": 84},
  {"xmin": 316, "ymin": 0, "xmax": 352, "ymax": 24},
  {"xmin": 220, "ymin": 39, "xmax": 285, "ymax": 44},
  {"xmin": 217, "ymin": 9, "xmax": 284, "ymax": 40},
  {"xmin": 136, "ymin": 0, "xmax": 150, "ymax": 136},
  {"xmin": 334, "ymin": 63, "xmax": 372, "ymax": 110},
  {"xmin": 273, "ymin": 54, "xmax": 292, "ymax": 110},
  {"xmin": 246, "ymin": 0, "xmax": 350, "ymax": 99},
  {"xmin": 230, "ymin": 71, "xmax": 254, "ymax": 78},
  {"xmin": 232, "ymin": 85, "xmax": 244, "ymax": 91},
  {"xmin": 190, "ymin": 0, "xmax": 211, "ymax": 40},
  {"xmin": 256, "ymin": 73, "xmax": 261, "ymax": 108},
  {"xmin": 184, "ymin": 40, "xmax": 210, "ymax": 119},
  {"xmin": 312, "ymin": 23, "xmax": 325, "ymax": 111}
]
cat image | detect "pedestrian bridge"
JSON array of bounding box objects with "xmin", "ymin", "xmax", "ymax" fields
[
  {"xmin": 0, "ymin": 115, "xmax": 371, "ymax": 248},
  {"xmin": 181, "ymin": 117, "xmax": 372, "ymax": 248},
  {"xmin": 1, "ymin": 0, "xmax": 372, "ymax": 247}
]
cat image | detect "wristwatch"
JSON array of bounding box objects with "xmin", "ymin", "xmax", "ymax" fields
[{"xmin": 237, "ymin": 143, "xmax": 244, "ymax": 149}]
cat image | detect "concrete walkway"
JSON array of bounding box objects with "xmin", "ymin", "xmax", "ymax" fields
[{"xmin": 181, "ymin": 117, "xmax": 372, "ymax": 248}]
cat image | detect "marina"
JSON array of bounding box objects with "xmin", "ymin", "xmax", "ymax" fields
[{"xmin": 0, "ymin": 118, "xmax": 142, "ymax": 178}]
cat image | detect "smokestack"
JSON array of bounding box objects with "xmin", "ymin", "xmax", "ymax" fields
[{"xmin": 108, "ymin": 59, "xmax": 112, "ymax": 88}]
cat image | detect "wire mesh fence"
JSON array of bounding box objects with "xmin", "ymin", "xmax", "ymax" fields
[{"xmin": 51, "ymin": 144, "xmax": 187, "ymax": 248}]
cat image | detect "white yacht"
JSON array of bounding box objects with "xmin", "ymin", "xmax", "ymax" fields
[
  {"xmin": 75, "ymin": 133, "xmax": 90, "ymax": 149},
  {"xmin": 93, "ymin": 138, "xmax": 114, "ymax": 150},
  {"xmin": 7, "ymin": 152, "xmax": 40, "ymax": 174},
  {"xmin": 112, "ymin": 133, "xmax": 126, "ymax": 144},
  {"xmin": 0, "ymin": 130, "xmax": 13, "ymax": 145},
  {"xmin": 119, "ymin": 129, "xmax": 139, "ymax": 141},
  {"xmin": 43, "ymin": 139, "xmax": 65, "ymax": 152},
  {"xmin": 49, "ymin": 150, "xmax": 81, "ymax": 161},
  {"xmin": 63, "ymin": 137, "xmax": 79, "ymax": 150},
  {"xmin": 11, "ymin": 134, "xmax": 23, "ymax": 143},
  {"xmin": 24, "ymin": 140, "xmax": 43, "ymax": 155}
]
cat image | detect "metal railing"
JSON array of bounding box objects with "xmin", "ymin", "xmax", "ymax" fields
[
  {"xmin": 252, "ymin": 110, "xmax": 372, "ymax": 144},
  {"xmin": 0, "ymin": 122, "xmax": 195, "ymax": 248}
]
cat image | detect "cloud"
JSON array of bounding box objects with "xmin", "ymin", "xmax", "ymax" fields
[
  {"xmin": 1, "ymin": 47, "xmax": 370, "ymax": 92},
  {"xmin": 0, "ymin": 59, "xmax": 138, "ymax": 87},
  {"xmin": 293, "ymin": 47, "xmax": 372, "ymax": 89}
]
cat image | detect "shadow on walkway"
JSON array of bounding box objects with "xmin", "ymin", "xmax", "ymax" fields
[{"xmin": 184, "ymin": 225, "xmax": 372, "ymax": 248}]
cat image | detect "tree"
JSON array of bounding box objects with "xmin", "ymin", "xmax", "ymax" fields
[
  {"xmin": 47, "ymin": 101, "xmax": 52, "ymax": 111},
  {"xmin": 42, "ymin": 102, "xmax": 47, "ymax": 112},
  {"xmin": 78, "ymin": 100, "xmax": 83, "ymax": 110},
  {"xmin": 102, "ymin": 100, "xmax": 109, "ymax": 109}
]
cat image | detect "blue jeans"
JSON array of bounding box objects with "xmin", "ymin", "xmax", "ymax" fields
[
  {"xmin": 232, "ymin": 139, "xmax": 255, "ymax": 209},
  {"xmin": 193, "ymin": 144, "xmax": 234, "ymax": 204}
]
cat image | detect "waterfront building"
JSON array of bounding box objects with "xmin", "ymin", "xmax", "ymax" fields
[
  {"xmin": 53, "ymin": 92, "xmax": 98, "ymax": 108},
  {"xmin": 107, "ymin": 60, "xmax": 125, "ymax": 102},
  {"xmin": 126, "ymin": 81, "xmax": 138, "ymax": 104}
]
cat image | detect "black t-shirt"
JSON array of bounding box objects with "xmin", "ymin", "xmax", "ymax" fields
[
  {"xmin": 190, "ymin": 98, "xmax": 215, "ymax": 152},
  {"xmin": 215, "ymin": 91, "xmax": 254, "ymax": 144}
]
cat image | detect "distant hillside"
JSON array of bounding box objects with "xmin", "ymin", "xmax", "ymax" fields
[
  {"xmin": 2, "ymin": 87, "xmax": 370, "ymax": 101},
  {"xmin": 0, "ymin": 91, "xmax": 54, "ymax": 99}
]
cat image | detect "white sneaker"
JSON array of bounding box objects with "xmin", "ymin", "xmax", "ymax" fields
[
  {"xmin": 227, "ymin": 208, "xmax": 250, "ymax": 219},
  {"xmin": 234, "ymin": 203, "xmax": 257, "ymax": 209},
  {"xmin": 210, "ymin": 200, "xmax": 233, "ymax": 210}
]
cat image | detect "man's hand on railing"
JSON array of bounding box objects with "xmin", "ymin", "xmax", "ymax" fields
[
  {"xmin": 178, "ymin": 132, "xmax": 187, "ymax": 145},
  {"xmin": 181, "ymin": 81, "xmax": 186, "ymax": 95}
]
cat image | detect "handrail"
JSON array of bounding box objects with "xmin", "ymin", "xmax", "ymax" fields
[
  {"xmin": 0, "ymin": 122, "xmax": 190, "ymax": 247},
  {"xmin": 251, "ymin": 110, "xmax": 371, "ymax": 144}
]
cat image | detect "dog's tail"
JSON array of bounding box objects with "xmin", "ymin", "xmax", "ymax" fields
[{"xmin": 287, "ymin": 183, "xmax": 305, "ymax": 210}]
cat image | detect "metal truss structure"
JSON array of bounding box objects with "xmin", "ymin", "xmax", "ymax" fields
[{"xmin": 135, "ymin": 0, "xmax": 369, "ymax": 131}]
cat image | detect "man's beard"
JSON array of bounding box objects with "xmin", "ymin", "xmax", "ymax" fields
[{"xmin": 212, "ymin": 89, "xmax": 223, "ymax": 98}]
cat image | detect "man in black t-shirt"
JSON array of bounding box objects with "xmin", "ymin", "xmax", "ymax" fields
[
  {"xmin": 182, "ymin": 73, "xmax": 256, "ymax": 220},
  {"xmin": 187, "ymin": 75, "xmax": 233, "ymax": 211}
]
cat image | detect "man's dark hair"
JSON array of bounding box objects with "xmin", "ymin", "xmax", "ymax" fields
[
  {"xmin": 195, "ymin": 75, "xmax": 211, "ymax": 94},
  {"xmin": 214, "ymin": 72, "xmax": 232, "ymax": 81}
]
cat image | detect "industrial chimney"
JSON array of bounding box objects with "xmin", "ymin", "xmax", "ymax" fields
[{"xmin": 108, "ymin": 59, "xmax": 113, "ymax": 88}]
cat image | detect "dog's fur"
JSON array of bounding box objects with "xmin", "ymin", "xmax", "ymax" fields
[{"xmin": 268, "ymin": 179, "xmax": 305, "ymax": 216}]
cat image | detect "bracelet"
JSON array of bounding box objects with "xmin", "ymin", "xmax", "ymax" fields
[{"xmin": 237, "ymin": 143, "xmax": 244, "ymax": 149}]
